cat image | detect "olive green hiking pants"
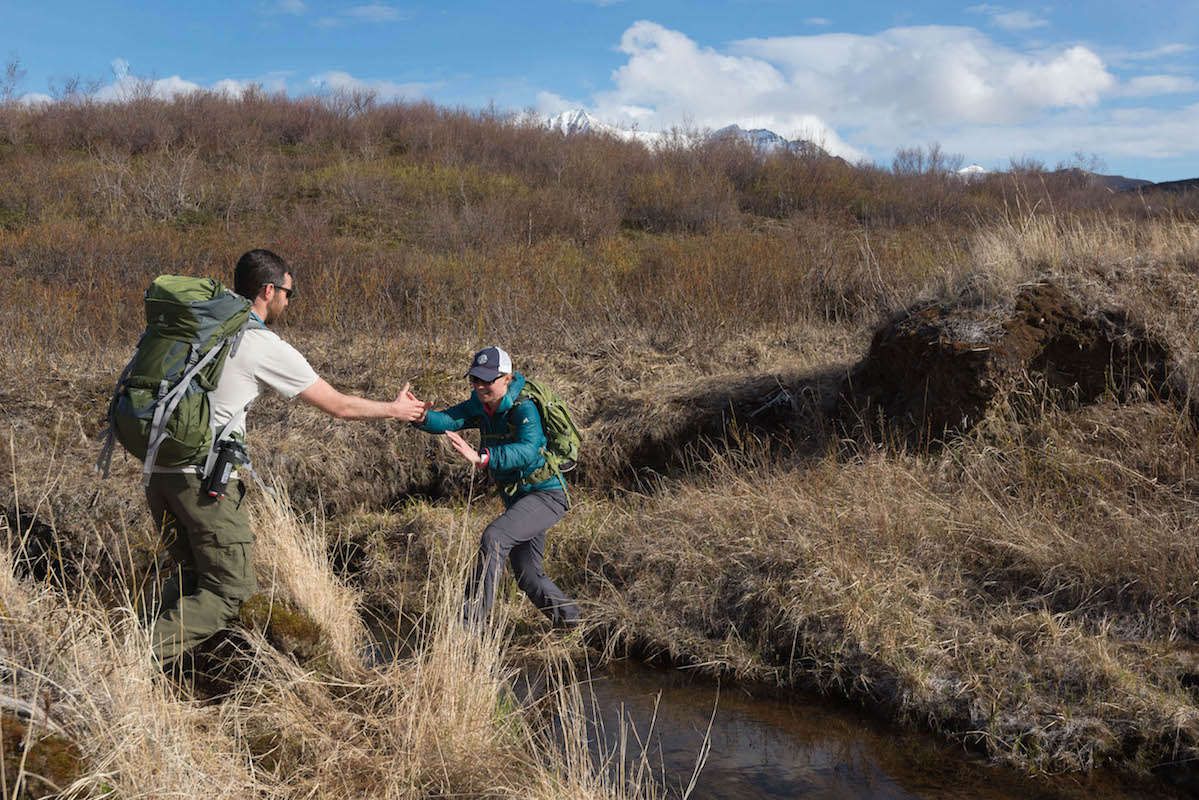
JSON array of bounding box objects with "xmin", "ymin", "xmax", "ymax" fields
[{"xmin": 145, "ymin": 473, "xmax": 256, "ymax": 670}]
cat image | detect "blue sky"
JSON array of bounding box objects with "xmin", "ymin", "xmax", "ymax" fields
[{"xmin": 4, "ymin": 1, "xmax": 1197, "ymax": 181}]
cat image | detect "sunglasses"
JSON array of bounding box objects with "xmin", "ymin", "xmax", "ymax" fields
[
  {"xmin": 469, "ymin": 375, "xmax": 501, "ymax": 386},
  {"xmin": 267, "ymin": 283, "xmax": 295, "ymax": 299}
]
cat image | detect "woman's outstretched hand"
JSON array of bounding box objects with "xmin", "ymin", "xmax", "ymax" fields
[{"xmin": 445, "ymin": 430, "xmax": 484, "ymax": 466}]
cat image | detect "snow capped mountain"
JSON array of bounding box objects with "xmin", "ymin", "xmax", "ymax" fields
[
  {"xmin": 714, "ymin": 124, "xmax": 789, "ymax": 151},
  {"xmin": 544, "ymin": 110, "xmax": 827, "ymax": 155},
  {"xmin": 711, "ymin": 124, "xmax": 826, "ymax": 157},
  {"xmin": 544, "ymin": 109, "xmax": 661, "ymax": 145},
  {"xmin": 956, "ymin": 164, "xmax": 989, "ymax": 180},
  {"xmin": 545, "ymin": 109, "xmax": 608, "ymax": 136}
]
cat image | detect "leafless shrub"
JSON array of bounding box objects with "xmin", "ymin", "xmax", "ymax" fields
[{"xmin": 91, "ymin": 145, "xmax": 204, "ymax": 222}]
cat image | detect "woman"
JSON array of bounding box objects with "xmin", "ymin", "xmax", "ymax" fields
[{"xmin": 414, "ymin": 346, "xmax": 580, "ymax": 629}]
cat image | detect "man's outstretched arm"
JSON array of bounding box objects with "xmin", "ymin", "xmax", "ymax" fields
[{"xmin": 298, "ymin": 379, "xmax": 426, "ymax": 421}]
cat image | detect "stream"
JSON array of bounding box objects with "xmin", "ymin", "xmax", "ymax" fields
[
  {"xmin": 575, "ymin": 660, "xmax": 1185, "ymax": 800},
  {"xmin": 366, "ymin": 620, "xmax": 1187, "ymax": 799}
]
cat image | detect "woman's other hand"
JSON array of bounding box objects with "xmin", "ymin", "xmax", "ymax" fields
[{"xmin": 445, "ymin": 430, "xmax": 484, "ymax": 466}]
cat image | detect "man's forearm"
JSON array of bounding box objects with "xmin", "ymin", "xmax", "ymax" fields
[
  {"xmin": 299, "ymin": 378, "xmax": 423, "ymax": 421},
  {"xmin": 330, "ymin": 394, "xmax": 404, "ymax": 420}
]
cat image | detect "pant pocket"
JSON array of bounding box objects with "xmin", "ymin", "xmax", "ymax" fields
[{"xmin": 223, "ymin": 543, "xmax": 258, "ymax": 600}]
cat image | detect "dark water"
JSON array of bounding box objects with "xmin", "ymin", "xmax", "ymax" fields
[
  {"xmin": 365, "ymin": 619, "xmax": 1186, "ymax": 799},
  {"xmin": 564, "ymin": 661, "xmax": 1187, "ymax": 800}
]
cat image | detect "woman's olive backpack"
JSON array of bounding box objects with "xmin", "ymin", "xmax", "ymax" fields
[
  {"xmin": 515, "ymin": 379, "xmax": 582, "ymax": 474},
  {"xmin": 95, "ymin": 275, "xmax": 258, "ymax": 485}
]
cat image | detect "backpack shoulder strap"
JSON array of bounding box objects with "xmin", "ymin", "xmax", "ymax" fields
[{"xmin": 230, "ymin": 313, "xmax": 266, "ymax": 359}]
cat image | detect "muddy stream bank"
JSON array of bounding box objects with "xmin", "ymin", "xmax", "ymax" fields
[{"xmin": 365, "ymin": 620, "xmax": 1187, "ymax": 800}]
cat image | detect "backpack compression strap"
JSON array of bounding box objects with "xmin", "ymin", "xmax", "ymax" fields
[{"xmin": 94, "ymin": 338, "xmax": 143, "ymax": 479}]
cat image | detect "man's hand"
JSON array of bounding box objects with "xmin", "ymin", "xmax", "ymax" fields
[
  {"xmin": 445, "ymin": 430, "xmax": 484, "ymax": 466},
  {"xmin": 403, "ymin": 386, "xmax": 433, "ymax": 424},
  {"xmin": 392, "ymin": 381, "xmax": 427, "ymax": 422}
]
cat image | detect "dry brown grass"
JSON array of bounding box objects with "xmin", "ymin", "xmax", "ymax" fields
[
  {"xmin": 4, "ymin": 93, "xmax": 1199, "ymax": 788},
  {"xmin": 569, "ymin": 395, "xmax": 1199, "ymax": 772},
  {"xmin": 1, "ymin": 455, "xmax": 670, "ymax": 798}
]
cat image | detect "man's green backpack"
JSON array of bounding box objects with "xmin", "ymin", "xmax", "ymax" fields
[
  {"xmin": 517, "ymin": 378, "xmax": 582, "ymax": 474},
  {"xmin": 96, "ymin": 275, "xmax": 256, "ymax": 485}
]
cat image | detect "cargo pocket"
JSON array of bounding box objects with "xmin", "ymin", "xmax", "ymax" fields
[
  {"xmin": 225, "ymin": 542, "xmax": 257, "ymax": 601},
  {"xmin": 199, "ymin": 481, "xmax": 255, "ymax": 546},
  {"xmin": 192, "ymin": 536, "xmax": 256, "ymax": 601}
]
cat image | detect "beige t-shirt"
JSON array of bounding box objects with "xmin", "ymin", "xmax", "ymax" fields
[{"xmin": 209, "ymin": 325, "xmax": 319, "ymax": 439}]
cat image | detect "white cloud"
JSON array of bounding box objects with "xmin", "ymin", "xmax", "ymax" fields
[
  {"xmin": 1112, "ymin": 75, "xmax": 1199, "ymax": 97},
  {"xmin": 17, "ymin": 59, "xmax": 428, "ymax": 108},
  {"xmin": 101, "ymin": 56, "xmax": 257, "ymax": 100},
  {"xmin": 736, "ymin": 26, "xmax": 1113, "ymax": 123},
  {"xmin": 530, "ymin": 21, "xmax": 1199, "ymax": 169},
  {"xmin": 96, "ymin": 62, "xmax": 205, "ymax": 101},
  {"xmin": 967, "ymin": 4, "xmax": 1050, "ymax": 31},
  {"xmin": 553, "ymin": 20, "xmax": 1114, "ymax": 146},
  {"xmin": 345, "ymin": 4, "xmax": 404, "ymax": 22},
  {"xmin": 918, "ymin": 103, "xmax": 1199, "ymax": 165},
  {"xmin": 314, "ymin": 4, "xmax": 403, "ymax": 27},
  {"xmin": 536, "ymin": 90, "xmax": 576, "ymax": 116},
  {"xmin": 211, "ymin": 78, "xmax": 262, "ymax": 98},
  {"xmin": 1104, "ymin": 42, "xmax": 1194, "ymax": 69},
  {"xmin": 45, "ymin": 60, "xmax": 291, "ymax": 102},
  {"xmin": 991, "ymin": 10, "xmax": 1049, "ymax": 31},
  {"xmin": 1127, "ymin": 43, "xmax": 1192, "ymax": 60},
  {"xmin": 309, "ymin": 70, "xmax": 430, "ymax": 100},
  {"xmin": 267, "ymin": 0, "xmax": 307, "ymax": 14},
  {"xmin": 535, "ymin": 23, "xmax": 866, "ymax": 160}
]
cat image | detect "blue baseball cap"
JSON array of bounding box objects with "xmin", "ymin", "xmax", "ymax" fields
[{"xmin": 465, "ymin": 346, "xmax": 512, "ymax": 382}]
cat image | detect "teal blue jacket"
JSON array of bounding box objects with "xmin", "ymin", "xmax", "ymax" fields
[{"xmin": 417, "ymin": 372, "xmax": 565, "ymax": 505}]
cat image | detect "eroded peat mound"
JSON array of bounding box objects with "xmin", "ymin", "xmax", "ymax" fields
[
  {"xmin": 837, "ymin": 281, "xmax": 1197, "ymax": 445},
  {"xmin": 584, "ymin": 281, "xmax": 1196, "ymax": 486}
]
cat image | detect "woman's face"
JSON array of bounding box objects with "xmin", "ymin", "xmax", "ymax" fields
[{"xmin": 471, "ymin": 373, "xmax": 512, "ymax": 408}]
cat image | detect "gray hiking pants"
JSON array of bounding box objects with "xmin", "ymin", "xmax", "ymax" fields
[{"xmin": 465, "ymin": 489, "xmax": 580, "ymax": 628}]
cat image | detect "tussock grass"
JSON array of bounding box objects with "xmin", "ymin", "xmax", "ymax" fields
[
  {"xmin": 251, "ymin": 486, "xmax": 365, "ymax": 673},
  {"xmin": 1, "ymin": 465, "xmax": 669, "ymax": 798},
  {"xmin": 573, "ymin": 399, "xmax": 1199, "ymax": 772},
  {"xmin": 2, "ymin": 548, "xmax": 259, "ymax": 797},
  {"xmin": 970, "ymin": 214, "xmax": 1199, "ymax": 375}
]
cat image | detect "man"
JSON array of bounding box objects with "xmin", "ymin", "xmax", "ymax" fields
[{"xmin": 146, "ymin": 248, "xmax": 425, "ymax": 670}]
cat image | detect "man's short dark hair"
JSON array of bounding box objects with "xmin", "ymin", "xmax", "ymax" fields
[{"xmin": 234, "ymin": 249, "xmax": 291, "ymax": 300}]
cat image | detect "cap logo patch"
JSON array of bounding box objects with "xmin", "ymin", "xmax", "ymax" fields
[{"xmin": 477, "ymin": 354, "xmax": 488, "ymax": 364}]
